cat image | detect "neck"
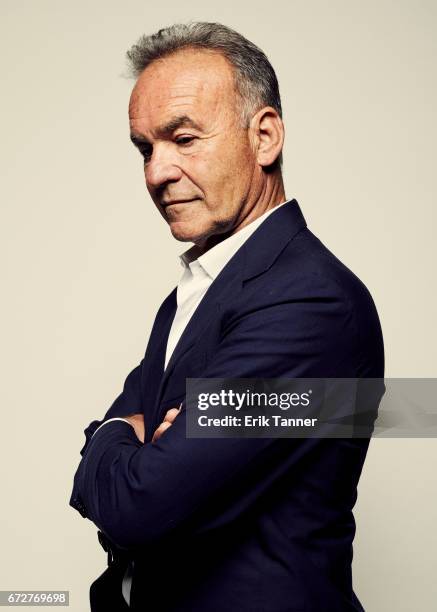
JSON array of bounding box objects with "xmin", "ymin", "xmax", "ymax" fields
[{"xmin": 196, "ymin": 173, "xmax": 287, "ymax": 253}]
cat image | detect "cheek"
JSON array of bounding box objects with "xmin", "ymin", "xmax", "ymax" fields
[
  {"xmin": 184, "ymin": 154, "xmax": 226, "ymax": 194},
  {"xmin": 184, "ymin": 135, "xmax": 254, "ymax": 204},
  {"xmin": 198, "ymin": 148, "xmax": 246, "ymax": 184}
]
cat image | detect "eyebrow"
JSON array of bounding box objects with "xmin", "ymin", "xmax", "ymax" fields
[{"xmin": 130, "ymin": 114, "xmax": 203, "ymax": 147}]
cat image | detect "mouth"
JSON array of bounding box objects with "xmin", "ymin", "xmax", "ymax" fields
[{"xmin": 162, "ymin": 198, "xmax": 198, "ymax": 208}]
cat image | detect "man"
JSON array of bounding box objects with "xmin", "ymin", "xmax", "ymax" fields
[{"xmin": 70, "ymin": 22, "xmax": 384, "ymax": 611}]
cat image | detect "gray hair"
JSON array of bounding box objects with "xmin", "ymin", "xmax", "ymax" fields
[{"xmin": 126, "ymin": 21, "xmax": 283, "ymax": 168}]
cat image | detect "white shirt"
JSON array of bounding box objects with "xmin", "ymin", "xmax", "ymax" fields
[{"xmin": 91, "ymin": 199, "xmax": 290, "ymax": 606}]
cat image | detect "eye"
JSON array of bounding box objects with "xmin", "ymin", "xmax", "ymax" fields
[
  {"xmin": 175, "ymin": 135, "xmax": 196, "ymax": 146},
  {"xmin": 139, "ymin": 146, "xmax": 152, "ymax": 162}
]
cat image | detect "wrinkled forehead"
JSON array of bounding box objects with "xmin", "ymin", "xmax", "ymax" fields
[{"xmin": 128, "ymin": 49, "xmax": 238, "ymax": 120}]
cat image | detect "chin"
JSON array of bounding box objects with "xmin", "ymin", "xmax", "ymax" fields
[{"xmin": 168, "ymin": 221, "xmax": 210, "ymax": 243}]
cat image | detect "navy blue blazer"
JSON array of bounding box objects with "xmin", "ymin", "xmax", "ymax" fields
[{"xmin": 70, "ymin": 199, "xmax": 384, "ymax": 611}]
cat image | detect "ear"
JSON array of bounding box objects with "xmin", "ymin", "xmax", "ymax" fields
[{"xmin": 250, "ymin": 107, "xmax": 285, "ymax": 168}]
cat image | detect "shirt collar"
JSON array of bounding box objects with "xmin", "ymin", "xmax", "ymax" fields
[{"xmin": 179, "ymin": 200, "xmax": 291, "ymax": 280}]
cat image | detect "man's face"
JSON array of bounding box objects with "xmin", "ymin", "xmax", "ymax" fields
[{"xmin": 129, "ymin": 48, "xmax": 259, "ymax": 244}]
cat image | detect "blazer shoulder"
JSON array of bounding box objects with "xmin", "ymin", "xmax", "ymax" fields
[
  {"xmin": 281, "ymin": 227, "xmax": 385, "ymax": 376},
  {"xmin": 275, "ymin": 227, "xmax": 378, "ymax": 307}
]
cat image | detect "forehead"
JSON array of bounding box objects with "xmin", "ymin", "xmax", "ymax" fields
[{"xmin": 128, "ymin": 48, "xmax": 238, "ymax": 127}]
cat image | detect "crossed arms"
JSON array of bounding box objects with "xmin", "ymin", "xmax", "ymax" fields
[{"xmin": 69, "ymin": 281, "xmax": 364, "ymax": 551}]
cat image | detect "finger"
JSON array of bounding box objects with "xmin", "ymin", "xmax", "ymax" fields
[
  {"xmin": 152, "ymin": 420, "xmax": 172, "ymax": 442},
  {"xmin": 152, "ymin": 421, "xmax": 172, "ymax": 442},
  {"xmin": 163, "ymin": 408, "xmax": 181, "ymax": 423}
]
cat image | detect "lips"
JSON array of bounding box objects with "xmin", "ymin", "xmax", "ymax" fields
[{"xmin": 162, "ymin": 198, "xmax": 197, "ymax": 207}]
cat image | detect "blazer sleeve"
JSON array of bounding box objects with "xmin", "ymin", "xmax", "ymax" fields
[
  {"xmin": 76, "ymin": 290, "xmax": 176, "ymax": 457},
  {"xmin": 69, "ymin": 280, "xmax": 374, "ymax": 549},
  {"xmin": 77, "ymin": 360, "xmax": 144, "ymax": 458}
]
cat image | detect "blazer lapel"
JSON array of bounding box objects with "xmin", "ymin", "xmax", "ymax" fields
[
  {"xmin": 141, "ymin": 288, "xmax": 177, "ymax": 433},
  {"xmin": 155, "ymin": 252, "xmax": 245, "ymax": 410}
]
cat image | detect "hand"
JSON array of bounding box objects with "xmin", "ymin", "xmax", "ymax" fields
[{"xmin": 152, "ymin": 407, "xmax": 181, "ymax": 443}]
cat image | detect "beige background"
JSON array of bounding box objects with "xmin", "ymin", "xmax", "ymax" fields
[{"xmin": 1, "ymin": 1, "xmax": 436, "ymax": 610}]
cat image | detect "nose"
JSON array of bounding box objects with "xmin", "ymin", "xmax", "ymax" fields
[{"xmin": 145, "ymin": 143, "xmax": 183, "ymax": 189}]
